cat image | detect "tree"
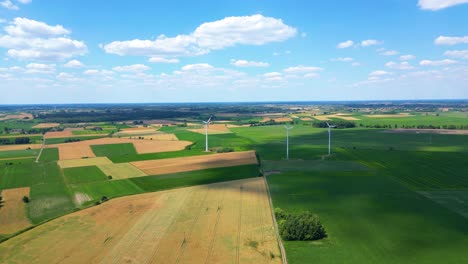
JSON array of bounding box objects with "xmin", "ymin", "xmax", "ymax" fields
[
  {"xmin": 275, "ymin": 208, "xmax": 326, "ymax": 241},
  {"xmin": 22, "ymin": 196, "xmax": 30, "ymax": 203}
]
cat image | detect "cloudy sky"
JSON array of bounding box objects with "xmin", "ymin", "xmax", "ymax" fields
[{"xmin": 0, "ymin": 0, "xmax": 467, "ymax": 104}]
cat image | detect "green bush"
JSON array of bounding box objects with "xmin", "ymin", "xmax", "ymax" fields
[
  {"xmin": 275, "ymin": 208, "xmax": 326, "ymax": 241},
  {"xmin": 22, "ymin": 196, "xmax": 30, "ymax": 203}
]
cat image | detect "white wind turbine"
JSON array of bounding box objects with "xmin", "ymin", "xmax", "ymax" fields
[
  {"xmin": 326, "ymin": 122, "xmax": 336, "ymax": 155},
  {"xmin": 203, "ymin": 115, "xmax": 213, "ymax": 152},
  {"xmin": 284, "ymin": 125, "xmax": 293, "ymax": 160}
]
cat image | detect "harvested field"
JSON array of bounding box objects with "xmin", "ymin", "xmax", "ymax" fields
[
  {"xmin": 313, "ymin": 115, "xmax": 360, "ymax": 121},
  {"xmin": 0, "ymin": 113, "xmax": 33, "ymax": 121},
  {"xmin": 98, "ymin": 163, "xmax": 147, "ymax": 179},
  {"xmin": 44, "ymin": 131, "xmax": 72, "ymax": 138},
  {"xmin": 32, "ymin": 123, "xmax": 60, "ymax": 129},
  {"xmin": 49, "ymin": 138, "xmax": 192, "ymax": 160},
  {"xmin": 300, "ymin": 117, "xmax": 313, "ymax": 121},
  {"xmin": 189, "ymin": 124, "xmax": 232, "ymax": 135},
  {"xmin": 58, "ymin": 157, "xmax": 113, "ymax": 169},
  {"xmin": 0, "ymin": 187, "xmax": 32, "ymax": 235},
  {"xmin": 0, "ymin": 144, "xmax": 42, "ymax": 151},
  {"xmin": 384, "ymin": 129, "xmax": 468, "ymax": 135},
  {"xmin": 0, "ymin": 134, "xmax": 42, "ymax": 139},
  {"xmin": 0, "ymin": 178, "xmax": 281, "ymax": 264},
  {"xmin": 121, "ymin": 133, "xmax": 178, "ymax": 141},
  {"xmin": 313, "ymin": 116, "xmax": 331, "ymax": 121},
  {"xmin": 364, "ymin": 113, "xmax": 412, "ymax": 118},
  {"xmin": 131, "ymin": 150, "xmax": 258, "ymax": 176},
  {"xmin": 261, "ymin": 117, "xmax": 293, "ymax": 123}
]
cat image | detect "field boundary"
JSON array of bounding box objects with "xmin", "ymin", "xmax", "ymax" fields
[{"xmin": 262, "ymin": 175, "xmax": 287, "ymax": 264}]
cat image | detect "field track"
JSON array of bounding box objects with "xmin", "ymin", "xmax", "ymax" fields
[
  {"xmin": 0, "ymin": 178, "xmax": 281, "ymax": 263},
  {"xmin": 131, "ymin": 150, "xmax": 258, "ymax": 176}
]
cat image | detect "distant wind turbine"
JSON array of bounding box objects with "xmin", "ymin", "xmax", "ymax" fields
[
  {"xmin": 326, "ymin": 122, "xmax": 336, "ymax": 155},
  {"xmin": 203, "ymin": 115, "xmax": 213, "ymax": 152},
  {"xmin": 284, "ymin": 125, "xmax": 293, "ymax": 160}
]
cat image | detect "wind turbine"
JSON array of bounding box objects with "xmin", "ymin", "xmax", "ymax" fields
[
  {"xmin": 326, "ymin": 122, "xmax": 336, "ymax": 155},
  {"xmin": 284, "ymin": 125, "xmax": 293, "ymax": 160},
  {"xmin": 202, "ymin": 115, "xmax": 213, "ymax": 152}
]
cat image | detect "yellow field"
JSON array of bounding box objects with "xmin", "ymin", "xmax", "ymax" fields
[
  {"xmin": 58, "ymin": 157, "xmax": 113, "ymax": 169},
  {"xmin": 49, "ymin": 137, "xmax": 192, "ymax": 160},
  {"xmin": 300, "ymin": 117, "xmax": 313, "ymax": 121},
  {"xmin": 261, "ymin": 117, "xmax": 293, "ymax": 123},
  {"xmin": 0, "ymin": 187, "xmax": 32, "ymax": 235},
  {"xmin": 32, "ymin": 123, "xmax": 60, "ymax": 128},
  {"xmin": 0, "ymin": 113, "xmax": 33, "ymax": 121},
  {"xmin": 120, "ymin": 133, "xmax": 179, "ymax": 141},
  {"xmin": 131, "ymin": 150, "xmax": 258, "ymax": 176},
  {"xmin": 188, "ymin": 124, "xmax": 232, "ymax": 135},
  {"xmin": 313, "ymin": 115, "xmax": 360, "ymax": 121},
  {"xmin": 0, "ymin": 144, "xmax": 42, "ymax": 151},
  {"xmin": 313, "ymin": 116, "xmax": 331, "ymax": 121},
  {"xmin": 97, "ymin": 163, "xmax": 147, "ymax": 179},
  {"xmin": 364, "ymin": 113, "xmax": 413, "ymax": 118},
  {"xmin": 0, "ymin": 178, "xmax": 281, "ymax": 263},
  {"xmin": 44, "ymin": 130, "xmax": 73, "ymax": 138}
]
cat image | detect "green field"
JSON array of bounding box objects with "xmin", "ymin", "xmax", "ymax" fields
[
  {"xmin": 0, "ymin": 149, "xmax": 39, "ymax": 159},
  {"xmin": 0, "ymin": 158, "xmax": 36, "ymax": 189},
  {"xmin": 44, "ymin": 135, "xmax": 107, "ymax": 144},
  {"xmin": 91, "ymin": 143, "xmax": 137, "ymax": 157},
  {"xmin": 38, "ymin": 148, "xmax": 59, "ymax": 162},
  {"xmin": 63, "ymin": 166, "xmax": 108, "ymax": 184}
]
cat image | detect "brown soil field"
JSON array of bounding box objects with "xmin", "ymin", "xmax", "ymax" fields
[
  {"xmin": 313, "ymin": 116, "xmax": 331, "ymax": 121},
  {"xmin": 32, "ymin": 123, "xmax": 60, "ymax": 129},
  {"xmin": 44, "ymin": 130, "xmax": 73, "ymax": 138},
  {"xmin": 119, "ymin": 132, "xmax": 178, "ymax": 141},
  {"xmin": 189, "ymin": 124, "xmax": 232, "ymax": 135},
  {"xmin": 300, "ymin": 117, "xmax": 313, "ymax": 121},
  {"xmin": 49, "ymin": 138, "xmax": 192, "ymax": 160},
  {"xmin": 131, "ymin": 150, "xmax": 258, "ymax": 176},
  {"xmin": 58, "ymin": 157, "xmax": 113, "ymax": 169},
  {"xmin": 364, "ymin": 113, "xmax": 412, "ymax": 118},
  {"xmin": 261, "ymin": 117, "xmax": 293, "ymax": 123},
  {"xmin": 384, "ymin": 129, "xmax": 468, "ymax": 135},
  {"xmin": 0, "ymin": 144, "xmax": 42, "ymax": 151},
  {"xmin": 0, "ymin": 187, "xmax": 32, "ymax": 235},
  {"xmin": 0, "ymin": 113, "xmax": 33, "ymax": 121},
  {"xmin": 0, "ymin": 178, "xmax": 281, "ymax": 263}
]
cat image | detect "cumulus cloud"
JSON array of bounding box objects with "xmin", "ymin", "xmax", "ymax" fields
[
  {"xmin": 84, "ymin": 69, "xmax": 114, "ymax": 75},
  {"xmin": 369, "ymin": 70, "xmax": 392, "ymax": 77},
  {"xmin": 420, "ymin": 59, "xmax": 457, "ymax": 66},
  {"xmin": 331, "ymin": 57, "xmax": 354, "ymax": 62},
  {"xmin": 25, "ymin": 63, "xmax": 55, "ymax": 74},
  {"xmin": 0, "ymin": 17, "xmax": 87, "ymax": 61},
  {"xmin": 103, "ymin": 14, "xmax": 297, "ymax": 58},
  {"xmin": 112, "ymin": 64, "xmax": 150, "ymax": 73},
  {"xmin": 378, "ymin": 49, "xmax": 399, "ymax": 56},
  {"xmin": 360, "ymin": 39, "xmax": 383, "ymax": 47},
  {"xmin": 63, "ymin": 59, "xmax": 84, "ymax": 68},
  {"xmin": 17, "ymin": 0, "xmax": 32, "ymax": 4},
  {"xmin": 435, "ymin": 36, "xmax": 468, "ymax": 45},
  {"xmin": 337, "ymin": 40, "xmax": 354, "ymax": 49},
  {"xmin": 283, "ymin": 65, "xmax": 323, "ymax": 73},
  {"xmin": 1, "ymin": 0, "xmax": 18, "ymax": 10},
  {"xmin": 385, "ymin": 61, "xmax": 415, "ymax": 70},
  {"xmin": 418, "ymin": 0, "xmax": 468, "ymax": 10},
  {"xmin": 444, "ymin": 50, "xmax": 468, "ymax": 59},
  {"xmin": 181, "ymin": 63, "xmax": 214, "ymax": 71},
  {"xmin": 148, "ymin": 57, "xmax": 179, "ymax": 63},
  {"xmin": 230, "ymin": 59, "xmax": 269, "ymax": 67},
  {"xmin": 400, "ymin": 54, "xmax": 416, "ymax": 60}
]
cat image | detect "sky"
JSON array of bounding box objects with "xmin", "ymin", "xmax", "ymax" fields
[{"xmin": 0, "ymin": 0, "xmax": 467, "ymax": 104}]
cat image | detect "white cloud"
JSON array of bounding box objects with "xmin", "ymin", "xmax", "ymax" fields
[
  {"xmin": 361, "ymin": 39, "xmax": 383, "ymax": 47},
  {"xmin": 230, "ymin": 59, "xmax": 269, "ymax": 67},
  {"xmin": 181, "ymin": 63, "xmax": 213, "ymax": 71},
  {"xmin": 112, "ymin": 64, "xmax": 150, "ymax": 72},
  {"xmin": 379, "ymin": 49, "xmax": 399, "ymax": 56},
  {"xmin": 103, "ymin": 14, "xmax": 297, "ymax": 58},
  {"xmin": 84, "ymin": 69, "xmax": 114, "ymax": 75},
  {"xmin": 263, "ymin": 72, "xmax": 282, "ymax": 78},
  {"xmin": 418, "ymin": 0, "xmax": 468, "ymax": 10},
  {"xmin": 435, "ymin": 36, "xmax": 468, "ymax": 45},
  {"xmin": 63, "ymin": 59, "xmax": 84, "ymax": 68},
  {"xmin": 283, "ymin": 65, "xmax": 323, "ymax": 73},
  {"xmin": 5, "ymin": 17, "xmax": 69, "ymax": 38},
  {"xmin": 400, "ymin": 54, "xmax": 416, "ymax": 60},
  {"xmin": 331, "ymin": 57, "xmax": 354, "ymax": 62},
  {"xmin": 369, "ymin": 70, "xmax": 392, "ymax": 77},
  {"xmin": 385, "ymin": 61, "xmax": 415, "ymax": 70},
  {"xmin": 25, "ymin": 63, "xmax": 55, "ymax": 74},
  {"xmin": 337, "ymin": 40, "xmax": 354, "ymax": 49},
  {"xmin": 1, "ymin": 0, "xmax": 18, "ymax": 10},
  {"xmin": 444, "ymin": 50, "xmax": 468, "ymax": 59},
  {"xmin": 420, "ymin": 59, "xmax": 458, "ymax": 66},
  {"xmin": 148, "ymin": 57, "xmax": 179, "ymax": 63},
  {"xmin": 17, "ymin": 0, "xmax": 32, "ymax": 4},
  {"xmin": 0, "ymin": 18, "xmax": 87, "ymax": 61}
]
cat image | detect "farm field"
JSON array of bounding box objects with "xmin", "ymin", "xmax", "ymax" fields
[
  {"xmin": 0, "ymin": 187, "xmax": 32, "ymax": 235},
  {"xmin": 0, "ymin": 178, "xmax": 282, "ymax": 264},
  {"xmin": 131, "ymin": 150, "xmax": 258, "ymax": 175}
]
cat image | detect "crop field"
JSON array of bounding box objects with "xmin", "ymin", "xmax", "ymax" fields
[
  {"xmin": 91, "ymin": 143, "xmax": 137, "ymax": 157},
  {"xmin": 0, "ymin": 113, "xmax": 33, "ymax": 121},
  {"xmin": 38, "ymin": 148, "xmax": 59, "ymax": 162},
  {"xmin": 32, "ymin": 123, "xmax": 60, "ymax": 128},
  {"xmin": 0, "ymin": 187, "xmax": 32, "ymax": 235},
  {"xmin": 49, "ymin": 137, "xmax": 193, "ymax": 160},
  {"xmin": 131, "ymin": 150, "xmax": 258, "ymax": 175},
  {"xmin": 189, "ymin": 124, "xmax": 233, "ymax": 135},
  {"xmin": 97, "ymin": 163, "xmax": 147, "ymax": 179},
  {"xmin": 57, "ymin": 157, "xmax": 112, "ymax": 169},
  {"xmin": 63, "ymin": 166, "xmax": 108, "ymax": 184},
  {"xmin": 120, "ymin": 133, "xmax": 179, "ymax": 141},
  {"xmin": 0, "ymin": 178, "xmax": 281, "ymax": 264},
  {"xmin": 0, "ymin": 144, "xmax": 42, "ymax": 151},
  {"xmin": 0, "ymin": 158, "xmax": 37, "ymax": 189}
]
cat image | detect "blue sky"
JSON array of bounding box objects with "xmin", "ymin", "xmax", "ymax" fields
[{"xmin": 0, "ymin": 0, "xmax": 467, "ymax": 104}]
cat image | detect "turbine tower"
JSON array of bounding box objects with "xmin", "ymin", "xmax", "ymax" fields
[
  {"xmin": 326, "ymin": 122, "xmax": 335, "ymax": 155},
  {"xmin": 203, "ymin": 115, "xmax": 213, "ymax": 152},
  {"xmin": 284, "ymin": 125, "xmax": 293, "ymax": 160}
]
